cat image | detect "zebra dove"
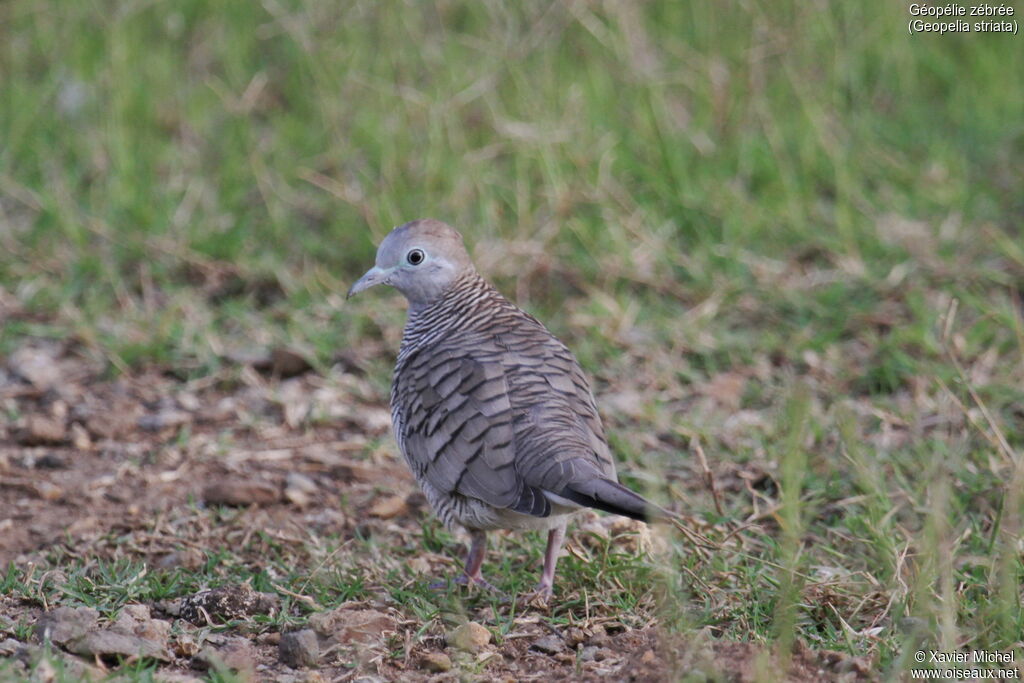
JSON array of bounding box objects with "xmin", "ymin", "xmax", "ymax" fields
[{"xmin": 348, "ymin": 219, "xmax": 672, "ymax": 598}]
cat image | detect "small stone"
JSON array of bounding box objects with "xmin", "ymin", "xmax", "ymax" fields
[
  {"xmin": 138, "ymin": 410, "xmax": 191, "ymax": 432},
  {"xmin": 448, "ymin": 622, "xmax": 490, "ymax": 653},
  {"xmin": 308, "ymin": 605, "xmax": 395, "ymax": 646},
  {"xmin": 368, "ymin": 495, "xmax": 407, "ymax": 519},
  {"xmin": 33, "ymin": 481, "xmax": 63, "ymax": 501},
  {"xmin": 579, "ymin": 646, "xmax": 600, "ymax": 662},
  {"xmin": 172, "ymin": 633, "xmax": 201, "ymax": 658},
  {"xmin": 564, "ymin": 627, "xmax": 589, "ymax": 647},
  {"xmin": 0, "ymin": 638, "xmax": 21, "ymax": 656},
  {"xmin": 194, "ymin": 637, "xmax": 257, "ymax": 681},
  {"xmin": 110, "ymin": 605, "xmax": 171, "ymax": 646},
  {"xmin": 202, "ymin": 479, "xmax": 281, "ymax": 507},
  {"xmin": 530, "ymin": 635, "xmax": 564, "ymax": 655},
  {"xmin": 640, "ymin": 648, "xmax": 656, "ymax": 664},
  {"xmin": 8, "ymin": 346, "xmax": 60, "ymax": 389},
  {"xmin": 284, "ymin": 473, "xmax": 318, "ymax": 507},
  {"xmin": 20, "ymin": 415, "xmax": 67, "ymax": 445},
  {"xmin": 68, "ymin": 629, "xmax": 169, "ymax": 661},
  {"xmin": 279, "ymin": 629, "xmax": 319, "ymax": 668},
  {"xmin": 35, "ymin": 606, "xmax": 99, "ymax": 645},
  {"xmin": 270, "ymin": 347, "xmax": 313, "ymax": 378},
  {"xmin": 70, "ymin": 422, "xmax": 92, "ymax": 450},
  {"xmin": 419, "ymin": 651, "xmax": 452, "ymax": 672},
  {"xmin": 259, "ymin": 632, "xmax": 282, "ymax": 646},
  {"xmin": 34, "ymin": 453, "xmax": 68, "ymax": 469}
]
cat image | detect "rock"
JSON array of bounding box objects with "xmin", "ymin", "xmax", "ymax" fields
[
  {"xmin": 530, "ymin": 635, "xmax": 564, "ymax": 655},
  {"xmin": 70, "ymin": 422, "xmax": 92, "ymax": 450},
  {"xmin": 33, "ymin": 481, "xmax": 63, "ymax": 502},
  {"xmin": 448, "ymin": 622, "xmax": 490, "ymax": 653},
  {"xmin": 564, "ymin": 627, "xmax": 589, "ymax": 647},
  {"xmin": 270, "ymin": 347, "xmax": 313, "ymax": 378},
  {"xmin": 202, "ymin": 479, "xmax": 281, "ymax": 507},
  {"xmin": 32, "ymin": 453, "xmax": 68, "ymax": 469},
  {"xmin": 67, "ymin": 629, "xmax": 169, "ymax": 661},
  {"xmin": 368, "ymin": 495, "xmax": 407, "ymax": 519},
  {"xmin": 35, "ymin": 606, "xmax": 99, "ymax": 645},
  {"xmin": 35, "ymin": 604, "xmax": 171, "ymax": 661},
  {"xmin": 235, "ymin": 347, "xmax": 314, "ymax": 378},
  {"xmin": 284, "ymin": 472, "xmax": 318, "ymax": 507},
  {"xmin": 308, "ymin": 605, "xmax": 395, "ymax": 646},
  {"xmin": 194, "ymin": 637, "xmax": 257, "ymax": 681},
  {"xmin": 0, "ymin": 638, "xmax": 21, "ymax": 655},
  {"xmin": 171, "ymin": 633, "xmax": 201, "ymax": 658},
  {"xmin": 138, "ymin": 410, "xmax": 191, "ymax": 432},
  {"xmin": 259, "ymin": 631, "xmax": 282, "ymax": 646},
  {"xmin": 8, "ymin": 346, "xmax": 61, "ymax": 389},
  {"xmin": 180, "ymin": 585, "xmax": 278, "ymax": 625},
  {"xmin": 85, "ymin": 409, "xmax": 137, "ymax": 440},
  {"xmin": 20, "ymin": 415, "xmax": 67, "ymax": 445},
  {"xmin": 279, "ymin": 629, "xmax": 319, "ymax": 668},
  {"xmin": 579, "ymin": 646, "xmax": 600, "ymax": 662},
  {"xmin": 640, "ymin": 648, "xmax": 656, "ymax": 664},
  {"xmin": 111, "ymin": 604, "xmax": 171, "ymax": 646},
  {"xmin": 420, "ymin": 651, "xmax": 452, "ymax": 672}
]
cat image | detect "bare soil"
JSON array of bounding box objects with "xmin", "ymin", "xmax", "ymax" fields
[{"xmin": 0, "ymin": 343, "xmax": 874, "ymax": 681}]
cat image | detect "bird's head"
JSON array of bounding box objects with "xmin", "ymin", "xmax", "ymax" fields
[{"xmin": 347, "ymin": 219, "xmax": 474, "ymax": 308}]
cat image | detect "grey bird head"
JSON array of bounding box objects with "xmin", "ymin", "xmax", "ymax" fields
[{"xmin": 347, "ymin": 219, "xmax": 475, "ymax": 309}]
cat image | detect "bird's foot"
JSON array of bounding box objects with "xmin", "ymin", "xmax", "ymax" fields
[
  {"xmin": 429, "ymin": 573, "xmax": 503, "ymax": 595},
  {"xmin": 518, "ymin": 583, "xmax": 554, "ymax": 608}
]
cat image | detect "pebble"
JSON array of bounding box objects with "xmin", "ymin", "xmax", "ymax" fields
[
  {"xmin": 308, "ymin": 606, "xmax": 395, "ymax": 646},
  {"xmin": 202, "ymin": 479, "xmax": 281, "ymax": 507},
  {"xmin": 420, "ymin": 651, "xmax": 452, "ymax": 672},
  {"xmin": 21, "ymin": 415, "xmax": 67, "ymax": 445},
  {"xmin": 279, "ymin": 629, "xmax": 319, "ymax": 668},
  {"xmin": 448, "ymin": 621, "xmax": 490, "ymax": 653},
  {"xmin": 368, "ymin": 495, "xmax": 407, "ymax": 519},
  {"xmin": 530, "ymin": 635, "xmax": 564, "ymax": 655}
]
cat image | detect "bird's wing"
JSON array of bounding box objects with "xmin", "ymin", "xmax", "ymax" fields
[{"xmin": 394, "ymin": 321, "xmax": 618, "ymax": 518}]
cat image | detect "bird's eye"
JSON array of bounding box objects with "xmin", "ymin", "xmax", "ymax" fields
[{"xmin": 407, "ymin": 249, "xmax": 425, "ymax": 266}]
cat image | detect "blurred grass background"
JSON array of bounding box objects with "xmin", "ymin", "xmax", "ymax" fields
[{"xmin": 2, "ymin": 0, "xmax": 1024, "ymax": 676}]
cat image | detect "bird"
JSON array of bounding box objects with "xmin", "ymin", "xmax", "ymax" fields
[{"xmin": 348, "ymin": 218, "xmax": 673, "ymax": 599}]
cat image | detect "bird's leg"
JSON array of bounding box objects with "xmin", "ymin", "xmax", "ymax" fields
[
  {"xmin": 460, "ymin": 529, "xmax": 489, "ymax": 586},
  {"xmin": 429, "ymin": 529, "xmax": 501, "ymax": 593},
  {"xmin": 526, "ymin": 522, "xmax": 567, "ymax": 602}
]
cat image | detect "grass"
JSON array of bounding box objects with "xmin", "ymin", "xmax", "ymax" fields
[{"xmin": 2, "ymin": 0, "xmax": 1024, "ymax": 680}]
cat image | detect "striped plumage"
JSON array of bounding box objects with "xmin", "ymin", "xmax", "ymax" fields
[{"xmin": 348, "ymin": 219, "xmax": 671, "ymax": 598}]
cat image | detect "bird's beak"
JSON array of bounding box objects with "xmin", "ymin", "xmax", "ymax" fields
[{"xmin": 347, "ymin": 266, "xmax": 389, "ymax": 299}]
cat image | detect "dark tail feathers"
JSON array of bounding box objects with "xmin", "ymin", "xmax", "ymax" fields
[{"xmin": 558, "ymin": 477, "xmax": 674, "ymax": 523}]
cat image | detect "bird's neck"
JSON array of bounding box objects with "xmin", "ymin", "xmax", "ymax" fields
[{"xmin": 398, "ymin": 271, "xmax": 506, "ymax": 355}]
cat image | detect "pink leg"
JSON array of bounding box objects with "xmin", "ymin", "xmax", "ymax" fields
[
  {"xmin": 535, "ymin": 522, "xmax": 567, "ymax": 597},
  {"xmin": 462, "ymin": 529, "xmax": 488, "ymax": 584},
  {"xmin": 430, "ymin": 529, "xmax": 500, "ymax": 593}
]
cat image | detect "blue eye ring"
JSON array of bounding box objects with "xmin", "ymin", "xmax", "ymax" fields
[{"xmin": 407, "ymin": 249, "xmax": 425, "ymax": 266}]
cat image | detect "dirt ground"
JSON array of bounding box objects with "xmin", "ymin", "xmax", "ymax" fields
[{"xmin": 0, "ymin": 342, "xmax": 874, "ymax": 681}]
